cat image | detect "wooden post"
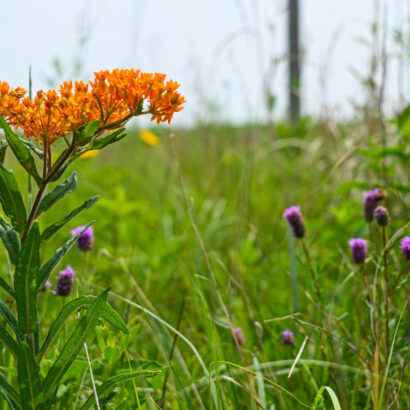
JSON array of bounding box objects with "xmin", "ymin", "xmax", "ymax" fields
[{"xmin": 288, "ymin": 0, "xmax": 300, "ymax": 125}]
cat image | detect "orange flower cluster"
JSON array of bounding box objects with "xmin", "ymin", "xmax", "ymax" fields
[
  {"xmin": 0, "ymin": 81, "xmax": 26, "ymax": 120},
  {"xmin": 0, "ymin": 69, "xmax": 186, "ymax": 143}
]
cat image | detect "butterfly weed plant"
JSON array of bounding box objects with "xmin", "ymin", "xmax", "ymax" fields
[{"xmin": 0, "ymin": 69, "xmax": 185, "ymax": 409}]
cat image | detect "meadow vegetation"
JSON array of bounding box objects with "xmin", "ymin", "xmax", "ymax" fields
[{"xmin": 2, "ymin": 109, "xmax": 408, "ymax": 408}]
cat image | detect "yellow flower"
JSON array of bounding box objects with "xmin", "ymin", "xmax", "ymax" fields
[
  {"xmin": 139, "ymin": 130, "xmax": 160, "ymax": 147},
  {"xmin": 80, "ymin": 150, "xmax": 99, "ymax": 159}
]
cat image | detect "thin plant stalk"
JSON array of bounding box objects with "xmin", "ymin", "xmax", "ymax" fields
[
  {"xmin": 301, "ymin": 239, "xmax": 321, "ymax": 299},
  {"xmin": 160, "ymin": 298, "xmax": 185, "ymax": 407},
  {"xmin": 360, "ymin": 264, "xmax": 371, "ymax": 304},
  {"xmin": 373, "ymin": 324, "xmax": 380, "ymax": 410},
  {"xmin": 382, "ymin": 226, "xmax": 390, "ymax": 358},
  {"xmin": 84, "ymin": 342, "xmax": 100, "ymax": 410}
]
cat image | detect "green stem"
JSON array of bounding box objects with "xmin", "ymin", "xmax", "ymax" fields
[
  {"xmin": 382, "ymin": 226, "xmax": 390, "ymax": 362},
  {"xmin": 22, "ymin": 138, "xmax": 76, "ymax": 243},
  {"xmin": 21, "ymin": 184, "xmax": 47, "ymax": 244},
  {"xmin": 301, "ymin": 239, "xmax": 321, "ymax": 300},
  {"xmin": 27, "ymin": 175, "xmax": 33, "ymax": 210}
]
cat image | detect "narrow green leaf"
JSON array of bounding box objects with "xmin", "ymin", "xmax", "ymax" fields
[
  {"xmin": 0, "ymin": 277, "xmax": 15, "ymax": 298},
  {"xmin": 0, "ymin": 214, "xmax": 20, "ymax": 265},
  {"xmin": 0, "ymin": 299, "xmax": 22, "ymax": 340},
  {"xmin": 41, "ymin": 196, "xmax": 100, "ymax": 242},
  {"xmin": 168, "ymin": 363, "xmax": 195, "ymax": 410},
  {"xmin": 0, "ymin": 140, "xmax": 7, "ymax": 164},
  {"xmin": 101, "ymin": 302, "xmax": 129, "ymax": 334},
  {"xmin": 0, "ymin": 116, "xmax": 41, "ymax": 185},
  {"xmin": 14, "ymin": 222, "xmax": 40, "ymax": 338},
  {"xmin": 43, "ymin": 290, "xmax": 108, "ymax": 399},
  {"xmin": 77, "ymin": 120, "xmax": 100, "ymax": 145},
  {"xmin": 37, "ymin": 222, "xmax": 93, "ymax": 291},
  {"xmin": 50, "ymin": 164, "xmax": 68, "ymax": 183},
  {"xmin": 17, "ymin": 342, "xmax": 45, "ymax": 409},
  {"xmin": 135, "ymin": 98, "xmax": 144, "ymax": 115},
  {"xmin": 0, "ymin": 327, "xmax": 20, "ymax": 358},
  {"xmin": 90, "ymin": 129, "xmax": 126, "ymax": 150},
  {"xmin": 0, "ymin": 163, "xmax": 27, "ymax": 234},
  {"xmin": 0, "ymin": 371, "xmax": 22, "ymax": 409},
  {"xmin": 50, "ymin": 148, "xmax": 68, "ymax": 171},
  {"xmin": 36, "ymin": 172, "xmax": 77, "ymax": 216},
  {"xmin": 313, "ymin": 386, "xmax": 341, "ymax": 409},
  {"xmin": 252, "ymin": 355, "xmax": 266, "ymax": 408},
  {"xmin": 21, "ymin": 139, "xmax": 44, "ymax": 160},
  {"xmin": 80, "ymin": 370, "xmax": 160, "ymax": 410}
]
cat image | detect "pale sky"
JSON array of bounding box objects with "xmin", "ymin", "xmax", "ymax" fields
[{"xmin": 0, "ymin": 0, "xmax": 408, "ymax": 125}]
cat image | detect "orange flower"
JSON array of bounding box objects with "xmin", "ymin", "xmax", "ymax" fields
[
  {"xmin": 0, "ymin": 69, "xmax": 185, "ymax": 144},
  {"xmin": 0, "ymin": 81, "xmax": 27, "ymax": 122}
]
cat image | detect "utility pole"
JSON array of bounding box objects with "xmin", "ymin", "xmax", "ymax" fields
[{"xmin": 288, "ymin": 0, "xmax": 300, "ymax": 125}]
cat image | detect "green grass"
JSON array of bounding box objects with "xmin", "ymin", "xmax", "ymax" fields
[{"xmin": 0, "ymin": 119, "xmax": 409, "ymax": 409}]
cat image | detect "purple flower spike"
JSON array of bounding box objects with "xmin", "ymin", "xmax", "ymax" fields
[
  {"xmin": 281, "ymin": 330, "xmax": 295, "ymax": 346},
  {"xmin": 231, "ymin": 327, "xmax": 246, "ymax": 346},
  {"xmin": 349, "ymin": 238, "xmax": 367, "ymax": 265},
  {"xmin": 71, "ymin": 225, "xmax": 94, "ymax": 252},
  {"xmin": 55, "ymin": 266, "xmax": 75, "ymax": 297},
  {"xmin": 374, "ymin": 206, "xmax": 390, "ymax": 227},
  {"xmin": 284, "ymin": 206, "xmax": 306, "ymax": 239},
  {"xmin": 401, "ymin": 236, "xmax": 410, "ymax": 261},
  {"xmin": 364, "ymin": 188, "xmax": 384, "ymax": 222}
]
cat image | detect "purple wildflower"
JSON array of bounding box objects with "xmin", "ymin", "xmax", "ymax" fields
[
  {"xmin": 349, "ymin": 238, "xmax": 367, "ymax": 265},
  {"xmin": 281, "ymin": 330, "xmax": 295, "ymax": 346},
  {"xmin": 363, "ymin": 188, "xmax": 384, "ymax": 222},
  {"xmin": 284, "ymin": 206, "xmax": 306, "ymax": 239},
  {"xmin": 71, "ymin": 225, "xmax": 94, "ymax": 252},
  {"xmin": 55, "ymin": 266, "xmax": 75, "ymax": 297},
  {"xmin": 401, "ymin": 236, "xmax": 410, "ymax": 261},
  {"xmin": 231, "ymin": 327, "xmax": 246, "ymax": 346},
  {"xmin": 374, "ymin": 206, "xmax": 390, "ymax": 227}
]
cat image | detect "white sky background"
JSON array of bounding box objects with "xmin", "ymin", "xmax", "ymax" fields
[{"xmin": 0, "ymin": 0, "xmax": 409, "ymax": 126}]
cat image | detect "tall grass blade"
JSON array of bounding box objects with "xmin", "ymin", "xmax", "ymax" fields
[
  {"xmin": 312, "ymin": 386, "xmax": 341, "ymax": 410},
  {"xmin": 378, "ymin": 302, "xmax": 407, "ymax": 410}
]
